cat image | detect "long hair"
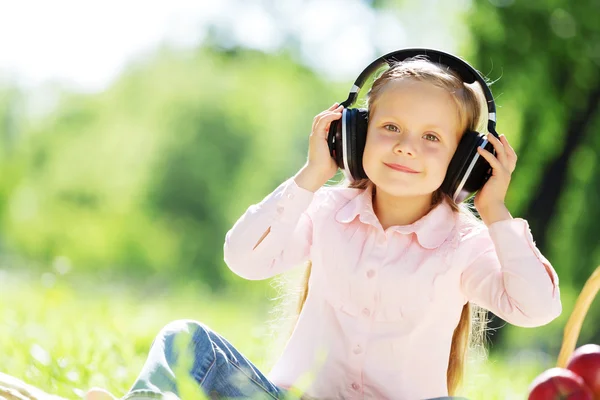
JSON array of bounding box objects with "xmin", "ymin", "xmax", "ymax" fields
[{"xmin": 275, "ymin": 58, "xmax": 491, "ymax": 396}]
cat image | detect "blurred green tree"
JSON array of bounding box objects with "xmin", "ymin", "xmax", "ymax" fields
[
  {"xmin": 466, "ymin": 1, "xmax": 600, "ymax": 289},
  {"xmin": 0, "ymin": 47, "xmax": 339, "ymax": 287},
  {"xmin": 464, "ymin": 1, "xmax": 600, "ymax": 349}
]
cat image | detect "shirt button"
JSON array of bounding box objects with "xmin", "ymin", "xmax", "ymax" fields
[
  {"xmin": 353, "ymin": 344, "xmax": 363, "ymax": 354},
  {"xmin": 276, "ymin": 205, "xmax": 284, "ymax": 214},
  {"xmin": 362, "ymin": 308, "xmax": 371, "ymax": 317},
  {"xmin": 366, "ymin": 269, "xmax": 376, "ymax": 279},
  {"xmin": 286, "ymin": 192, "xmax": 294, "ymax": 199},
  {"xmin": 351, "ymin": 382, "xmax": 360, "ymax": 391}
]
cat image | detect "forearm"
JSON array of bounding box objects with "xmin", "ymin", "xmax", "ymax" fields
[{"xmin": 294, "ymin": 164, "xmax": 331, "ymax": 193}]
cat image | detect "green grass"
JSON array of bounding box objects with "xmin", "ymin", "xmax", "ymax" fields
[{"xmin": 0, "ymin": 269, "xmax": 561, "ymax": 400}]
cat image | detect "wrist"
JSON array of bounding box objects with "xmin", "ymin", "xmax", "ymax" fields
[
  {"xmin": 478, "ymin": 202, "xmax": 512, "ymax": 226},
  {"xmin": 294, "ymin": 165, "xmax": 330, "ymax": 192}
]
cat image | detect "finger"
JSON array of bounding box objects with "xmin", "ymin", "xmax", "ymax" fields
[
  {"xmin": 313, "ymin": 105, "xmax": 337, "ymax": 127},
  {"xmin": 477, "ymin": 146, "xmax": 504, "ymax": 173},
  {"xmin": 487, "ymin": 134, "xmax": 508, "ymax": 165},
  {"xmin": 315, "ymin": 110, "xmax": 343, "ymax": 126},
  {"xmin": 313, "ymin": 105, "xmax": 343, "ymax": 131},
  {"xmin": 499, "ymin": 134, "xmax": 518, "ymax": 160},
  {"xmin": 319, "ymin": 110, "xmax": 344, "ymax": 126},
  {"xmin": 314, "ymin": 111, "xmax": 344, "ymax": 137},
  {"xmin": 493, "ymin": 134, "xmax": 518, "ymax": 172}
]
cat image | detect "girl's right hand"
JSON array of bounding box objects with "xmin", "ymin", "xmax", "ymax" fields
[{"xmin": 296, "ymin": 104, "xmax": 344, "ymax": 191}]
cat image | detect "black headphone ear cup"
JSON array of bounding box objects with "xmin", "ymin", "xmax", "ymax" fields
[
  {"xmin": 462, "ymin": 138, "xmax": 494, "ymax": 194},
  {"xmin": 441, "ymin": 130, "xmax": 481, "ymax": 201},
  {"xmin": 328, "ymin": 117, "xmax": 344, "ymax": 169},
  {"xmin": 347, "ymin": 108, "xmax": 369, "ymax": 180}
]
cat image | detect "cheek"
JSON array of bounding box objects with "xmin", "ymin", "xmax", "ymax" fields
[
  {"xmin": 422, "ymin": 146, "xmax": 454, "ymax": 172},
  {"xmin": 365, "ymin": 133, "xmax": 393, "ymax": 152},
  {"xmin": 363, "ymin": 132, "xmax": 386, "ymax": 160}
]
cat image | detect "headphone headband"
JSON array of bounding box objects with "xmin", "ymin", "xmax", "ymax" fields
[
  {"xmin": 328, "ymin": 48, "xmax": 500, "ymax": 203},
  {"xmin": 339, "ymin": 48, "xmax": 497, "ymax": 135}
]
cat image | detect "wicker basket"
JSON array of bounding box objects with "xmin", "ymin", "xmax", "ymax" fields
[{"xmin": 556, "ymin": 265, "xmax": 600, "ymax": 368}]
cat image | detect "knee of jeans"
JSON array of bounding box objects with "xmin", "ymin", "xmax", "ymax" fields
[
  {"xmin": 160, "ymin": 319, "xmax": 212, "ymax": 343},
  {"xmin": 160, "ymin": 320, "xmax": 213, "ymax": 355},
  {"xmin": 160, "ymin": 319, "xmax": 208, "ymax": 336}
]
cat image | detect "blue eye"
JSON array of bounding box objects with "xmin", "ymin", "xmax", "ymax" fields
[{"xmin": 423, "ymin": 133, "xmax": 439, "ymax": 142}]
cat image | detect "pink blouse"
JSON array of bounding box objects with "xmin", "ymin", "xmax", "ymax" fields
[{"xmin": 223, "ymin": 177, "xmax": 562, "ymax": 400}]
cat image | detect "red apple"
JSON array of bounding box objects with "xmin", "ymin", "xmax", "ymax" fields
[
  {"xmin": 567, "ymin": 344, "xmax": 600, "ymax": 399},
  {"xmin": 528, "ymin": 367, "xmax": 594, "ymax": 400}
]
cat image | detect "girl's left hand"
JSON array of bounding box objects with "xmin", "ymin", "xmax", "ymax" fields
[{"xmin": 473, "ymin": 133, "xmax": 518, "ymax": 212}]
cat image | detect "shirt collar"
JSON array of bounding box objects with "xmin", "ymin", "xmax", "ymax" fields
[{"xmin": 335, "ymin": 186, "xmax": 456, "ymax": 249}]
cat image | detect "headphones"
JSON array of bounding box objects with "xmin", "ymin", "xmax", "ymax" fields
[{"xmin": 327, "ymin": 48, "xmax": 499, "ymax": 203}]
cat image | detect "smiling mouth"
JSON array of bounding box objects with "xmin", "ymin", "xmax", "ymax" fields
[{"xmin": 384, "ymin": 163, "xmax": 420, "ymax": 173}]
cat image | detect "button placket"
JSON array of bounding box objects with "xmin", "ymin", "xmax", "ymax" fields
[{"xmin": 350, "ymin": 336, "xmax": 367, "ymax": 357}]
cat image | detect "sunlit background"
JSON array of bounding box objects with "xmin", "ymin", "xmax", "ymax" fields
[{"xmin": 0, "ymin": 0, "xmax": 598, "ymax": 399}]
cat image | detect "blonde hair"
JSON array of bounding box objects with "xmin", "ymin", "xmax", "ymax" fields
[{"xmin": 273, "ymin": 57, "xmax": 491, "ymax": 396}]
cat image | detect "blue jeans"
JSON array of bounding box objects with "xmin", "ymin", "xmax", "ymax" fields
[{"xmin": 122, "ymin": 319, "xmax": 467, "ymax": 400}]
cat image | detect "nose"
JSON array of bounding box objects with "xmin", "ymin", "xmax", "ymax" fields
[{"xmin": 393, "ymin": 133, "xmax": 417, "ymax": 157}]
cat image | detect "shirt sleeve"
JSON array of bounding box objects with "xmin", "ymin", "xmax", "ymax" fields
[
  {"xmin": 459, "ymin": 218, "xmax": 562, "ymax": 327},
  {"xmin": 223, "ymin": 177, "xmax": 318, "ymax": 280}
]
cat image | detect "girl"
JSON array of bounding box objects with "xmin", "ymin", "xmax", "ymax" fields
[{"xmin": 87, "ymin": 53, "xmax": 562, "ymax": 400}]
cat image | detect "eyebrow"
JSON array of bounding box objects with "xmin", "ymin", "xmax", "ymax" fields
[{"xmin": 422, "ymin": 123, "xmax": 446, "ymax": 132}]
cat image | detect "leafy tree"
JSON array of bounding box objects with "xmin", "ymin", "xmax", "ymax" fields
[{"xmin": 0, "ymin": 46, "xmax": 339, "ymax": 287}]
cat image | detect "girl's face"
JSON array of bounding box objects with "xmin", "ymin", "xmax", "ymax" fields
[{"xmin": 362, "ymin": 78, "xmax": 463, "ymax": 199}]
